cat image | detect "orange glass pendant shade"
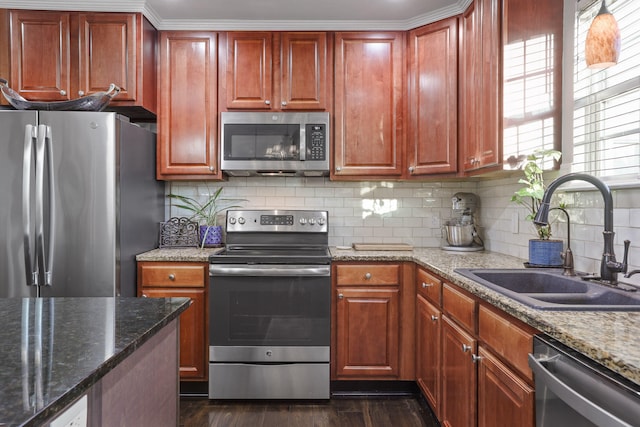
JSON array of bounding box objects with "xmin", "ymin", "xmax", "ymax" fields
[{"xmin": 585, "ymin": 0, "xmax": 621, "ymax": 69}]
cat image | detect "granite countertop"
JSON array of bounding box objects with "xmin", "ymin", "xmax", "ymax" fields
[
  {"xmin": 0, "ymin": 297, "xmax": 190, "ymax": 427},
  {"xmin": 136, "ymin": 247, "xmax": 224, "ymax": 262},
  {"xmin": 137, "ymin": 246, "xmax": 640, "ymax": 386}
]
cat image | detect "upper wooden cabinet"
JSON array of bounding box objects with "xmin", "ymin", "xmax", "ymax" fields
[
  {"xmin": 407, "ymin": 17, "xmax": 458, "ymax": 177},
  {"xmin": 459, "ymin": 0, "xmax": 563, "ymax": 174},
  {"xmin": 156, "ymin": 31, "xmax": 219, "ymax": 180},
  {"xmin": 219, "ymin": 31, "xmax": 330, "ymax": 111},
  {"xmin": 333, "ymin": 32, "xmax": 405, "ymax": 179},
  {"xmin": 7, "ymin": 10, "xmax": 156, "ymax": 116}
]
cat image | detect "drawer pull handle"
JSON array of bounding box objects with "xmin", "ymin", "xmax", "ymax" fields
[
  {"xmin": 338, "ymin": 293, "xmax": 344, "ymax": 299},
  {"xmin": 422, "ymin": 282, "xmax": 433, "ymax": 288},
  {"xmin": 431, "ymin": 315, "xmax": 439, "ymax": 321},
  {"xmin": 462, "ymin": 344, "xmax": 472, "ymax": 353},
  {"xmin": 141, "ymin": 294, "xmax": 148, "ymax": 298},
  {"xmin": 472, "ymin": 354, "xmax": 483, "ymax": 363},
  {"xmin": 168, "ymin": 274, "xmax": 175, "ymax": 281},
  {"xmin": 364, "ymin": 273, "xmax": 372, "ymax": 280}
]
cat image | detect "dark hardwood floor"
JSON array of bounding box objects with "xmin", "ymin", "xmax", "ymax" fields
[{"xmin": 180, "ymin": 397, "xmax": 440, "ymax": 427}]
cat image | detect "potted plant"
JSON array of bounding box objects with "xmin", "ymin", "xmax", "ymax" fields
[
  {"xmin": 511, "ymin": 149, "xmax": 563, "ymax": 266},
  {"xmin": 167, "ymin": 186, "xmax": 246, "ymax": 248}
]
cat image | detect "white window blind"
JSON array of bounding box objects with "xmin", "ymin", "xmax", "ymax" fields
[{"xmin": 573, "ymin": 0, "xmax": 640, "ymax": 179}]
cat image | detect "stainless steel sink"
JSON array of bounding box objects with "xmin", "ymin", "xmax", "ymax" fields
[{"xmin": 454, "ymin": 268, "xmax": 640, "ymax": 311}]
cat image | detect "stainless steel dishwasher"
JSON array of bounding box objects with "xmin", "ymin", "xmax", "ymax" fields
[{"xmin": 529, "ymin": 335, "xmax": 640, "ymax": 427}]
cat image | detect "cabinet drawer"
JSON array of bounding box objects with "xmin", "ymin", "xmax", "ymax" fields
[
  {"xmin": 416, "ymin": 267, "xmax": 442, "ymax": 306},
  {"xmin": 442, "ymin": 283, "xmax": 477, "ymax": 332},
  {"xmin": 478, "ymin": 305, "xmax": 535, "ymax": 382},
  {"xmin": 139, "ymin": 263, "xmax": 206, "ymax": 288},
  {"xmin": 335, "ymin": 264, "xmax": 400, "ymax": 286}
]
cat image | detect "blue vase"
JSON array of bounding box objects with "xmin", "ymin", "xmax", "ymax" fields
[
  {"xmin": 200, "ymin": 225, "xmax": 222, "ymax": 247},
  {"xmin": 528, "ymin": 239, "xmax": 563, "ymax": 267}
]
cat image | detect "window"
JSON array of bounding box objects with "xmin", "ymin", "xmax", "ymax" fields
[{"xmin": 572, "ymin": 0, "xmax": 640, "ymax": 179}]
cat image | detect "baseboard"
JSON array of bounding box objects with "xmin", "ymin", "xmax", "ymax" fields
[
  {"xmin": 180, "ymin": 381, "xmax": 208, "ymax": 398},
  {"xmin": 330, "ymin": 380, "xmax": 419, "ymax": 398}
]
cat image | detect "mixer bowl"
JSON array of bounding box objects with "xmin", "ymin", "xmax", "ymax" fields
[{"xmin": 444, "ymin": 224, "xmax": 474, "ymax": 246}]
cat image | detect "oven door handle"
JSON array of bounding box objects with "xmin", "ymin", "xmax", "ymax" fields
[
  {"xmin": 209, "ymin": 264, "xmax": 330, "ymax": 277},
  {"xmin": 528, "ymin": 353, "xmax": 634, "ymax": 427}
]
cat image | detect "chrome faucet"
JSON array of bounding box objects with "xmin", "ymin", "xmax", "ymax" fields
[{"xmin": 533, "ymin": 173, "xmax": 629, "ymax": 285}]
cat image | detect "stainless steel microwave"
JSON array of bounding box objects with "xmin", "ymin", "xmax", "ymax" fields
[{"xmin": 220, "ymin": 112, "xmax": 330, "ymax": 177}]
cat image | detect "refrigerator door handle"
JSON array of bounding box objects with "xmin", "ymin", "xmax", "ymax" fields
[
  {"xmin": 36, "ymin": 125, "xmax": 55, "ymax": 287},
  {"xmin": 23, "ymin": 125, "xmax": 38, "ymax": 287}
]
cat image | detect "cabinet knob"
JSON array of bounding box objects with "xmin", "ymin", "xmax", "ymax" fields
[
  {"xmin": 78, "ymin": 90, "xmax": 85, "ymax": 96},
  {"xmin": 141, "ymin": 294, "xmax": 148, "ymax": 298},
  {"xmin": 409, "ymin": 166, "xmax": 415, "ymax": 173},
  {"xmin": 422, "ymin": 282, "xmax": 433, "ymax": 288},
  {"xmin": 168, "ymin": 274, "xmax": 175, "ymax": 281},
  {"xmin": 336, "ymin": 167, "xmax": 342, "ymax": 172},
  {"xmin": 462, "ymin": 344, "xmax": 472, "ymax": 353},
  {"xmin": 265, "ymin": 100, "xmax": 271, "ymax": 105},
  {"xmin": 431, "ymin": 315, "xmax": 439, "ymax": 321},
  {"xmin": 281, "ymin": 101, "xmax": 287, "ymax": 107},
  {"xmin": 60, "ymin": 90, "xmax": 67, "ymax": 96},
  {"xmin": 338, "ymin": 293, "xmax": 344, "ymax": 299},
  {"xmin": 209, "ymin": 166, "xmax": 215, "ymax": 172},
  {"xmin": 364, "ymin": 272, "xmax": 372, "ymax": 280},
  {"xmin": 472, "ymin": 354, "xmax": 483, "ymax": 363}
]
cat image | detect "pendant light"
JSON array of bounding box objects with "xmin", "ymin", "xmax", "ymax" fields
[{"xmin": 585, "ymin": 0, "xmax": 621, "ymax": 69}]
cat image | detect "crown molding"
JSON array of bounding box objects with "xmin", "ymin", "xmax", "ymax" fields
[{"xmin": 3, "ymin": 0, "xmax": 472, "ymax": 31}]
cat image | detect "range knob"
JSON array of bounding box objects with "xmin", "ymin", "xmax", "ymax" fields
[
  {"xmin": 238, "ymin": 217, "xmax": 246, "ymax": 225},
  {"xmin": 318, "ymin": 217, "xmax": 326, "ymax": 226},
  {"xmin": 309, "ymin": 218, "xmax": 316, "ymax": 225},
  {"xmin": 228, "ymin": 217, "xmax": 237, "ymax": 225},
  {"xmin": 299, "ymin": 218, "xmax": 307, "ymax": 225}
]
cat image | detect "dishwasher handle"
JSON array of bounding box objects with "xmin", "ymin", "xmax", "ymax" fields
[{"xmin": 528, "ymin": 353, "xmax": 635, "ymax": 427}]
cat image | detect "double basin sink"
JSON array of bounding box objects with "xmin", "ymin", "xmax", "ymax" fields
[{"xmin": 454, "ymin": 268, "xmax": 640, "ymax": 311}]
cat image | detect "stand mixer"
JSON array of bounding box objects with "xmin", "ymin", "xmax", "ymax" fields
[{"xmin": 442, "ymin": 192, "xmax": 484, "ymax": 251}]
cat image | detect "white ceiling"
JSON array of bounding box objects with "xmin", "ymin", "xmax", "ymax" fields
[{"xmin": 4, "ymin": 0, "xmax": 470, "ymax": 30}]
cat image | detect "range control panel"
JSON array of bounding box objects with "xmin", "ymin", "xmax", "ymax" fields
[{"xmin": 226, "ymin": 210, "xmax": 328, "ymax": 233}]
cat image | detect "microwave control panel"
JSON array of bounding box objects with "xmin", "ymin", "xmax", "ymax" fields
[{"xmin": 306, "ymin": 124, "xmax": 326, "ymax": 160}]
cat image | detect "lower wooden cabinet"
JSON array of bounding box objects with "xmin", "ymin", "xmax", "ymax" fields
[
  {"xmin": 137, "ymin": 262, "xmax": 208, "ymax": 381},
  {"xmin": 416, "ymin": 267, "xmax": 536, "ymax": 427},
  {"xmin": 332, "ymin": 262, "xmax": 415, "ymax": 380},
  {"xmin": 477, "ymin": 346, "xmax": 534, "ymax": 427},
  {"xmin": 416, "ymin": 294, "xmax": 441, "ymax": 417}
]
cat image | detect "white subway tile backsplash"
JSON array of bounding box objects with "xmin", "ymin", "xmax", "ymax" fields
[{"xmin": 167, "ymin": 176, "xmax": 640, "ymax": 273}]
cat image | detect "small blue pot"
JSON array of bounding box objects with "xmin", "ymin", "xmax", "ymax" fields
[
  {"xmin": 528, "ymin": 239, "xmax": 563, "ymax": 267},
  {"xmin": 200, "ymin": 225, "xmax": 223, "ymax": 247}
]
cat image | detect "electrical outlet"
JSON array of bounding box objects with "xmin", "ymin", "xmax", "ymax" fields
[
  {"xmin": 49, "ymin": 395, "xmax": 87, "ymax": 427},
  {"xmin": 511, "ymin": 211, "xmax": 519, "ymax": 234}
]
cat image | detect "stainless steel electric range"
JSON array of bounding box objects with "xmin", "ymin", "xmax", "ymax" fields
[{"xmin": 208, "ymin": 209, "xmax": 330, "ymax": 400}]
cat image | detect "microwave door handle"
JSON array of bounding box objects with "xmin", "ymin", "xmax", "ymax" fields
[
  {"xmin": 23, "ymin": 125, "xmax": 38, "ymax": 288},
  {"xmin": 299, "ymin": 125, "xmax": 306, "ymax": 161}
]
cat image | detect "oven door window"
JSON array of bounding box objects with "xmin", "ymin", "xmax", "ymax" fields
[
  {"xmin": 211, "ymin": 275, "xmax": 329, "ymax": 347},
  {"xmin": 223, "ymin": 124, "xmax": 300, "ymax": 161}
]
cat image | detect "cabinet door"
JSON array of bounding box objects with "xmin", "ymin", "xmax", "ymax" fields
[
  {"xmin": 477, "ymin": 346, "xmax": 534, "ymax": 427},
  {"xmin": 459, "ymin": 2, "xmax": 479, "ymax": 172},
  {"xmin": 416, "ymin": 294, "xmax": 441, "ymax": 418},
  {"xmin": 407, "ymin": 18, "xmax": 458, "ymax": 176},
  {"xmin": 141, "ymin": 287, "xmax": 207, "ymax": 380},
  {"xmin": 335, "ymin": 287, "xmax": 400, "ymax": 378},
  {"xmin": 222, "ymin": 32, "xmax": 273, "ymax": 110},
  {"xmin": 333, "ymin": 32, "xmax": 405, "ymax": 178},
  {"xmin": 9, "ymin": 10, "xmax": 71, "ymax": 101},
  {"xmin": 441, "ymin": 316, "xmax": 477, "ymax": 427},
  {"xmin": 77, "ymin": 13, "xmax": 136, "ymax": 101},
  {"xmin": 280, "ymin": 32, "xmax": 328, "ymax": 110},
  {"xmin": 157, "ymin": 31, "xmax": 219, "ymax": 179}
]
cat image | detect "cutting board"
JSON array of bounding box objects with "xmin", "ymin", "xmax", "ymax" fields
[{"xmin": 352, "ymin": 243, "xmax": 414, "ymax": 251}]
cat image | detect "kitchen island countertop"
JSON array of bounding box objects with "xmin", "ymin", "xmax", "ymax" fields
[{"xmin": 0, "ymin": 297, "xmax": 190, "ymax": 426}]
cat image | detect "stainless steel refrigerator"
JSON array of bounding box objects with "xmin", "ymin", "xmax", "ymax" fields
[{"xmin": 0, "ymin": 110, "xmax": 164, "ymax": 298}]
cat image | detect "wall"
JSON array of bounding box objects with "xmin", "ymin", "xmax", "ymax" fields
[{"xmin": 167, "ymin": 174, "xmax": 640, "ymax": 278}]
